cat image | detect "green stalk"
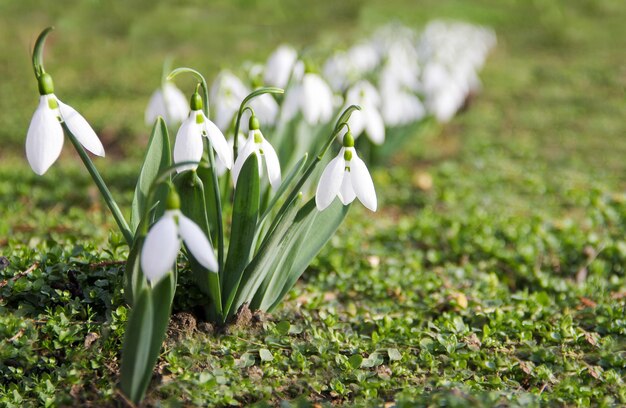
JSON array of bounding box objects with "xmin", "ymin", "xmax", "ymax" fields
[
  {"xmin": 168, "ymin": 67, "xmax": 225, "ymax": 272},
  {"xmin": 233, "ymin": 87, "xmax": 284, "ymax": 161},
  {"xmin": 62, "ymin": 123, "xmax": 133, "ymax": 245}
]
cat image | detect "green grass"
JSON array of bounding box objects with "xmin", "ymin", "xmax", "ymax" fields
[{"xmin": 1, "ymin": 0, "xmax": 626, "ymax": 406}]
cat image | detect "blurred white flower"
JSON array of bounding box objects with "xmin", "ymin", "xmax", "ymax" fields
[
  {"xmin": 344, "ymin": 81, "xmax": 385, "ymax": 145},
  {"xmin": 264, "ymin": 45, "xmax": 298, "ymax": 89},
  {"xmin": 282, "ymin": 73, "xmax": 334, "ymax": 125},
  {"xmin": 145, "ymin": 81, "xmax": 189, "ymax": 126},
  {"xmin": 26, "ymin": 91, "xmax": 105, "ymax": 175},
  {"xmin": 232, "ymin": 116, "xmax": 281, "ymax": 190},
  {"xmin": 210, "ymin": 71, "xmax": 249, "ymax": 133},
  {"xmin": 315, "ymin": 138, "xmax": 376, "ymax": 212},
  {"xmin": 141, "ymin": 209, "xmax": 217, "ymax": 283}
]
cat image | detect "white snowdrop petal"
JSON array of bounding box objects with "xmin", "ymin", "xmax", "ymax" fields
[
  {"xmin": 315, "ymin": 154, "xmax": 345, "ymax": 211},
  {"xmin": 178, "ymin": 214, "xmax": 218, "ymax": 272},
  {"xmin": 338, "ymin": 171, "xmax": 356, "ymax": 205},
  {"xmin": 173, "ymin": 116, "xmax": 203, "ymax": 172},
  {"xmin": 204, "ymin": 117, "xmax": 233, "ymax": 170},
  {"xmin": 162, "ymin": 83, "xmax": 189, "ymax": 124},
  {"xmin": 145, "ymin": 89, "xmax": 165, "ymax": 126},
  {"xmin": 231, "ymin": 136, "xmax": 258, "ymax": 186},
  {"xmin": 350, "ymin": 154, "xmax": 377, "ymax": 211},
  {"xmin": 25, "ymin": 96, "xmax": 64, "ymax": 175},
  {"xmin": 365, "ymin": 109, "xmax": 385, "ymax": 145},
  {"xmin": 140, "ymin": 215, "xmax": 180, "ymax": 283},
  {"xmin": 57, "ymin": 100, "xmax": 105, "ymax": 157},
  {"xmin": 261, "ymin": 139, "xmax": 281, "ymax": 190}
]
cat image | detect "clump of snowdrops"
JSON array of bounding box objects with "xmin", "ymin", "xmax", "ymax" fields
[{"xmin": 24, "ymin": 21, "xmax": 494, "ymax": 403}]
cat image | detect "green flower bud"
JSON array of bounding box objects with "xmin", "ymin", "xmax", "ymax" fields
[
  {"xmin": 166, "ymin": 188, "xmax": 181, "ymax": 210},
  {"xmin": 249, "ymin": 114, "xmax": 260, "ymax": 131},
  {"xmin": 38, "ymin": 73, "xmax": 54, "ymax": 95},
  {"xmin": 190, "ymin": 92, "xmax": 203, "ymax": 111},
  {"xmin": 342, "ymin": 131, "xmax": 355, "ymax": 147}
]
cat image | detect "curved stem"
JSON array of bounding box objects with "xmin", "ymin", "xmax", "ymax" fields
[
  {"xmin": 233, "ymin": 87, "xmax": 284, "ymax": 161},
  {"xmin": 167, "ymin": 67, "xmax": 223, "ymax": 273},
  {"xmin": 62, "ymin": 123, "xmax": 133, "ymax": 245}
]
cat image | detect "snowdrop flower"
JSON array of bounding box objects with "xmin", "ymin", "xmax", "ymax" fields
[
  {"xmin": 209, "ymin": 71, "xmax": 249, "ymax": 132},
  {"xmin": 173, "ymin": 90, "xmax": 232, "ymax": 173},
  {"xmin": 316, "ymin": 130, "xmax": 376, "ymax": 211},
  {"xmin": 232, "ymin": 114, "xmax": 281, "ymax": 190},
  {"xmin": 141, "ymin": 189, "xmax": 217, "ymax": 283},
  {"xmin": 282, "ymin": 72, "xmax": 334, "ymax": 125},
  {"xmin": 344, "ymin": 81, "xmax": 385, "ymax": 145},
  {"xmin": 145, "ymin": 81, "xmax": 189, "ymax": 126},
  {"xmin": 26, "ymin": 73, "xmax": 105, "ymax": 175},
  {"xmin": 264, "ymin": 45, "xmax": 298, "ymax": 89}
]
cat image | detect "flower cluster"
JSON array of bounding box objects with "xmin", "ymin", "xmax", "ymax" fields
[{"xmin": 25, "ymin": 22, "xmax": 495, "ymax": 405}]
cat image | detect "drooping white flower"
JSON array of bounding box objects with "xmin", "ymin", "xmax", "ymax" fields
[
  {"xmin": 315, "ymin": 131, "xmax": 376, "ymax": 211},
  {"xmin": 344, "ymin": 81, "xmax": 385, "ymax": 145},
  {"xmin": 232, "ymin": 115, "xmax": 281, "ymax": 190},
  {"xmin": 145, "ymin": 81, "xmax": 189, "ymax": 126},
  {"xmin": 141, "ymin": 205, "xmax": 218, "ymax": 283},
  {"xmin": 264, "ymin": 45, "xmax": 298, "ymax": 89},
  {"xmin": 173, "ymin": 92, "xmax": 232, "ymax": 173},
  {"xmin": 282, "ymin": 73, "xmax": 334, "ymax": 125},
  {"xmin": 26, "ymin": 74, "xmax": 105, "ymax": 175},
  {"xmin": 210, "ymin": 71, "xmax": 249, "ymax": 132}
]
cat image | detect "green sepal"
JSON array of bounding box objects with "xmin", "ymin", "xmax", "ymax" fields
[
  {"xmin": 222, "ymin": 153, "xmax": 260, "ymax": 317},
  {"xmin": 119, "ymin": 287, "xmax": 154, "ymax": 404},
  {"xmin": 130, "ymin": 117, "xmax": 172, "ymax": 233}
]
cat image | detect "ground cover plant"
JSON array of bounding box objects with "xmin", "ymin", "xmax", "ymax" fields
[{"xmin": 1, "ymin": 0, "xmax": 625, "ymax": 406}]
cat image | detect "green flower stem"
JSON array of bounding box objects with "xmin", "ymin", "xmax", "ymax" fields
[
  {"xmin": 168, "ymin": 67, "xmax": 225, "ymax": 273},
  {"xmin": 62, "ymin": 123, "xmax": 133, "ymax": 245},
  {"xmin": 233, "ymin": 87, "xmax": 284, "ymax": 161}
]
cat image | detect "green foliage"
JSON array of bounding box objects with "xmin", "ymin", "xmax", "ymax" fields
[{"xmin": 1, "ymin": 0, "xmax": 625, "ymax": 406}]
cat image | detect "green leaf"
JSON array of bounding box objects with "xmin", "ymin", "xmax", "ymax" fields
[
  {"xmin": 119, "ymin": 288, "xmax": 154, "ymax": 404},
  {"xmin": 348, "ymin": 354, "xmax": 364, "ymax": 369},
  {"xmin": 259, "ymin": 348, "xmax": 274, "ymax": 362},
  {"xmin": 130, "ymin": 117, "xmax": 172, "ymax": 233},
  {"xmin": 123, "ymin": 235, "xmax": 146, "ymax": 306},
  {"xmin": 258, "ymin": 153, "xmax": 308, "ymax": 227},
  {"xmin": 223, "ymin": 154, "xmax": 260, "ymax": 317},
  {"xmin": 262, "ymin": 199, "xmax": 350, "ymax": 312},
  {"xmin": 229, "ymin": 193, "xmax": 302, "ymax": 316},
  {"xmin": 136, "ymin": 273, "xmax": 175, "ymax": 400}
]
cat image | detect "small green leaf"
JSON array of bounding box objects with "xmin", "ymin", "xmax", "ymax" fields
[
  {"xmin": 259, "ymin": 348, "xmax": 274, "ymax": 362},
  {"xmin": 348, "ymin": 354, "xmax": 364, "ymax": 369},
  {"xmin": 387, "ymin": 348, "xmax": 402, "ymax": 362}
]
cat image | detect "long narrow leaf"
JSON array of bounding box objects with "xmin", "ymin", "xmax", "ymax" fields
[
  {"xmin": 119, "ymin": 288, "xmax": 154, "ymax": 404},
  {"xmin": 229, "ymin": 193, "xmax": 302, "ymax": 316},
  {"xmin": 222, "ymin": 154, "xmax": 260, "ymax": 316},
  {"xmin": 131, "ymin": 117, "xmax": 172, "ymax": 232}
]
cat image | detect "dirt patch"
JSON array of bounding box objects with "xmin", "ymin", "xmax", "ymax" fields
[
  {"xmin": 223, "ymin": 303, "xmax": 269, "ymax": 335},
  {"xmin": 167, "ymin": 312, "xmax": 197, "ymax": 342}
]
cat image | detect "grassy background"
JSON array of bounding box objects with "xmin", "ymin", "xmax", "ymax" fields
[{"xmin": 1, "ymin": 0, "xmax": 625, "ymax": 406}]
